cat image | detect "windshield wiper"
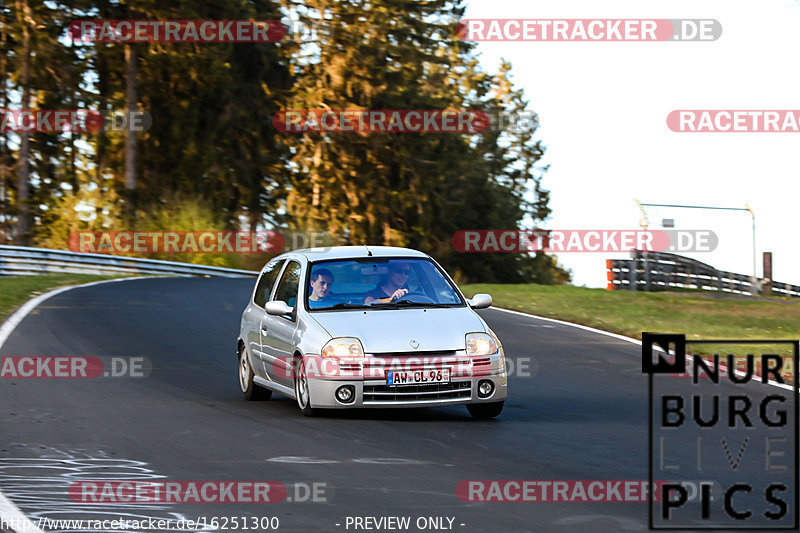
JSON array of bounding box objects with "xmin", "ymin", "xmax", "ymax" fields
[
  {"xmin": 328, "ymin": 303, "xmax": 370, "ymax": 310},
  {"xmin": 369, "ymin": 300, "xmax": 452, "ymax": 308}
]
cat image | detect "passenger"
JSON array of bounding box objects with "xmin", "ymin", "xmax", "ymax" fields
[
  {"xmin": 308, "ymin": 268, "xmax": 336, "ymax": 308},
  {"xmin": 364, "ymin": 262, "xmax": 411, "ymax": 304}
]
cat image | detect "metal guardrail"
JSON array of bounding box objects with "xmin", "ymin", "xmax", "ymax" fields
[
  {"xmin": 0, "ymin": 245, "xmax": 259, "ymax": 278},
  {"xmin": 606, "ymin": 250, "xmax": 800, "ymax": 297}
]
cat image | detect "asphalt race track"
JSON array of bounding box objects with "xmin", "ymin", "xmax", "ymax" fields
[{"xmin": 0, "ymin": 278, "xmax": 795, "ymax": 533}]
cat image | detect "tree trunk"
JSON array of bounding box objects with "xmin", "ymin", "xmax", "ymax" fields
[
  {"xmin": 124, "ymin": 43, "xmax": 137, "ymax": 220},
  {"xmin": 95, "ymin": 50, "xmax": 107, "ymax": 184},
  {"xmin": 0, "ymin": 7, "xmax": 7, "ymax": 242},
  {"xmin": 95, "ymin": 0, "xmax": 110, "ymax": 185},
  {"xmin": 15, "ymin": 0, "xmax": 32, "ymax": 243}
]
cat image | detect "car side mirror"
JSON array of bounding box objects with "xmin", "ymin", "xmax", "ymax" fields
[
  {"xmin": 265, "ymin": 300, "xmax": 294, "ymax": 316},
  {"xmin": 468, "ymin": 293, "xmax": 492, "ymax": 309}
]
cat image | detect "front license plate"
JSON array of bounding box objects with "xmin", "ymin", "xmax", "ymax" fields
[{"xmin": 387, "ymin": 369, "xmax": 450, "ymax": 386}]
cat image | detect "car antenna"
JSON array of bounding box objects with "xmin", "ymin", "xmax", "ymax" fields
[{"xmin": 363, "ymin": 244, "xmax": 373, "ymax": 256}]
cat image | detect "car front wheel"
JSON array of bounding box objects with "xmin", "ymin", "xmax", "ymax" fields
[
  {"xmin": 467, "ymin": 401, "xmax": 504, "ymax": 419},
  {"xmin": 239, "ymin": 345, "xmax": 271, "ymax": 401},
  {"xmin": 294, "ymin": 356, "xmax": 318, "ymax": 417}
]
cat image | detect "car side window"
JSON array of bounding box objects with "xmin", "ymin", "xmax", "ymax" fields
[
  {"xmin": 253, "ymin": 259, "xmax": 285, "ymax": 308},
  {"xmin": 272, "ymin": 261, "xmax": 302, "ymax": 309}
]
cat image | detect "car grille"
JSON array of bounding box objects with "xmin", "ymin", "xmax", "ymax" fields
[
  {"xmin": 363, "ymin": 352, "xmax": 467, "ymax": 372},
  {"xmin": 471, "ymin": 357, "xmax": 491, "ymax": 368},
  {"xmin": 363, "ymin": 381, "xmax": 472, "ymax": 403},
  {"xmin": 369, "ymin": 350, "xmax": 458, "ymax": 358}
]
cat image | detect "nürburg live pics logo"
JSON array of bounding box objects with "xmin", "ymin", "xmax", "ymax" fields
[{"xmin": 642, "ymin": 333, "xmax": 798, "ymax": 529}]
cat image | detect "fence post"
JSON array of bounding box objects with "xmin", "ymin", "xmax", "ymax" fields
[
  {"xmin": 761, "ymin": 252, "xmax": 773, "ymax": 296},
  {"xmin": 629, "ymin": 250, "xmax": 638, "ymax": 291}
]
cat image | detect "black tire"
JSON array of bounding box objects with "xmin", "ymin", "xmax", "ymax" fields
[
  {"xmin": 467, "ymin": 401, "xmax": 504, "ymax": 419},
  {"xmin": 294, "ymin": 356, "xmax": 319, "ymax": 417},
  {"xmin": 239, "ymin": 345, "xmax": 271, "ymax": 401}
]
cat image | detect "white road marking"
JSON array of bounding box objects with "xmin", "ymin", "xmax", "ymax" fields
[
  {"xmin": 490, "ymin": 306, "xmax": 645, "ymax": 346},
  {"xmin": 554, "ymin": 514, "xmax": 646, "ymax": 530},
  {"xmin": 0, "ymin": 447, "xmax": 214, "ymax": 532},
  {"xmin": 0, "ymin": 279, "xmax": 155, "ymax": 533},
  {"xmin": 267, "ymin": 456, "xmax": 338, "ymax": 464},
  {"xmin": 0, "ymin": 489, "xmax": 45, "ymax": 533},
  {"xmin": 266, "ymin": 456, "xmax": 434, "ymax": 465},
  {"xmin": 490, "ymin": 306, "xmax": 795, "ymax": 392},
  {"xmin": 351, "ymin": 458, "xmax": 432, "ymax": 465}
]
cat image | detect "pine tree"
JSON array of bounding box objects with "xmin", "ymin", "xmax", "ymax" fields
[{"xmin": 281, "ymin": 0, "xmax": 567, "ymax": 282}]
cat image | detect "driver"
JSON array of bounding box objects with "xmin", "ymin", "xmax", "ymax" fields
[{"xmin": 364, "ymin": 262, "xmax": 411, "ymax": 304}]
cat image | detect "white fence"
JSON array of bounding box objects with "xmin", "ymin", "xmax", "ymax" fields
[{"xmin": 606, "ymin": 250, "xmax": 800, "ymax": 297}]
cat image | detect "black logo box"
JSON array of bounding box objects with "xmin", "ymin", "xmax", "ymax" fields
[{"xmin": 642, "ymin": 333, "xmax": 799, "ymax": 530}]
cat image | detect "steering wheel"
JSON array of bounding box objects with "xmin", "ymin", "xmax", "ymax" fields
[{"xmin": 397, "ymin": 292, "xmax": 435, "ymax": 303}]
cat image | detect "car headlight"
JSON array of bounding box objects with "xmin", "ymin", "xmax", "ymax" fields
[
  {"xmin": 488, "ymin": 328, "xmax": 506, "ymax": 370},
  {"xmin": 466, "ymin": 332, "xmax": 498, "ymax": 356},
  {"xmin": 321, "ymin": 337, "xmax": 365, "ymax": 359}
]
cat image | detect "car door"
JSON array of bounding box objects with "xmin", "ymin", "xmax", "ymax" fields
[
  {"xmin": 245, "ymin": 259, "xmax": 284, "ymax": 379},
  {"xmin": 263, "ymin": 259, "xmax": 302, "ymax": 388}
]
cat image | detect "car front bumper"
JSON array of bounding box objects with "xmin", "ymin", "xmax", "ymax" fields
[{"xmin": 305, "ymin": 352, "xmax": 508, "ymax": 409}]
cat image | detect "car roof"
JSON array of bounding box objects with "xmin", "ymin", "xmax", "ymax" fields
[{"xmin": 292, "ymin": 245, "xmax": 430, "ymax": 262}]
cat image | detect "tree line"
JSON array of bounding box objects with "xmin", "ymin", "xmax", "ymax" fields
[{"xmin": 0, "ymin": 0, "xmax": 570, "ymax": 283}]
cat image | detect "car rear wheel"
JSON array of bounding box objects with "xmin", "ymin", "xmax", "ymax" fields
[
  {"xmin": 467, "ymin": 401, "xmax": 504, "ymax": 419},
  {"xmin": 294, "ymin": 356, "xmax": 318, "ymax": 417},
  {"xmin": 239, "ymin": 345, "xmax": 271, "ymax": 401}
]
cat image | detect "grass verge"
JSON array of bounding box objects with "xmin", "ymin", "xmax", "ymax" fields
[{"xmin": 461, "ymin": 284, "xmax": 800, "ymax": 342}]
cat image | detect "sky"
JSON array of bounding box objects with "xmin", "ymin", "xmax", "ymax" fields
[{"xmin": 464, "ymin": 0, "xmax": 800, "ymax": 288}]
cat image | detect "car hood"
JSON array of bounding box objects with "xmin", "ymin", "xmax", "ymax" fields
[{"xmin": 309, "ymin": 306, "xmax": 486, "ymax": 353}]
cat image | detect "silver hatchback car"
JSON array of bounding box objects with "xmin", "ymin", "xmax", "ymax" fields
[{"xmin": 237, "ymin": 246, "xmax": 507, "ymax": 418}]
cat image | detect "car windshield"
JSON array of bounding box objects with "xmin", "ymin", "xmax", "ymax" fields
[{"xmin": 306, "ymin": 258, "xmax": 464, "ymax": 311}]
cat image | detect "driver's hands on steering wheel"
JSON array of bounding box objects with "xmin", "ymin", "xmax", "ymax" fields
[{"xmin": 390, "ymin": 288, "xmax": 409, "ymax": 302}]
